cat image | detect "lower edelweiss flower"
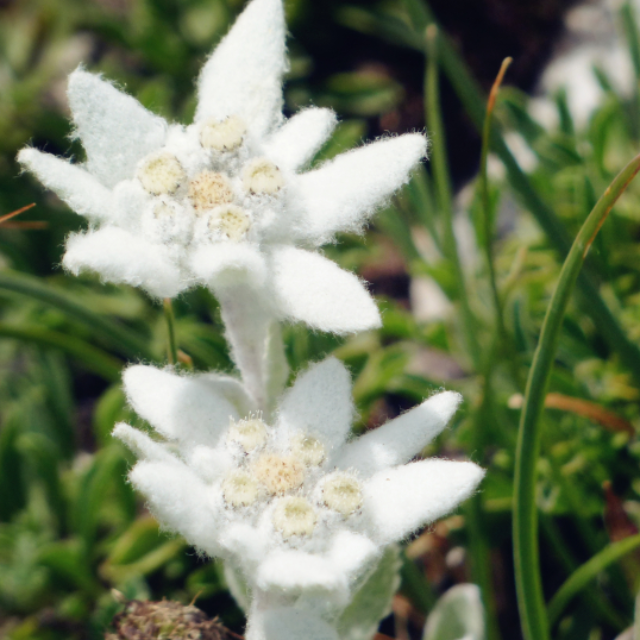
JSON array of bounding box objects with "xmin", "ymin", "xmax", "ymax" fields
[
  {"xmin": 18, "ymin": 0, "xmax": 427, "ymax": 336},
  {"xmin": 114, "ymin": 358, "xmax": 484, "ymax": 640}
]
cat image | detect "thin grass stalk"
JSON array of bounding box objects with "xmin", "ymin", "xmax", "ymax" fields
[
  {"xmin": 0, "ymin": 323, "xmax": 122, "ymax": 381},
  {"xmin": 480, "ymin": 57, "xmax": 511, "ymax": 333},
  {"xmin": 513, "ymin": 153, "xmax": 640, "ymax": 640},
  {"xmin": 424, "ymin": 26, "xmax": 481, "ymax": 369},
  {"xmin": 547, "ymin": 534, "xmax": 640, "ymax": 626},
  {"xmin": 0, "ymin": 270, "xmax": 154, "ymax": 360},
  {"xmin": 163, "ymin": 298, "xmax": 179, "ymax": 365}
]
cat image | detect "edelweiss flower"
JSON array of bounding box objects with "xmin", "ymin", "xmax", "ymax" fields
[
  {"xmin": 18, "ymin": 0, "xmax": 427, "ymax": 335},
  {"xmin": 114, "ymin": 358, "xmax": 484, "ymax": 640}
]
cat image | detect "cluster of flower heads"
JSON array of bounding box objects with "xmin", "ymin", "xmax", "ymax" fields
[
  {"xmin": 18, "ymin": 0, "xmax": 427, "ymax": 336},
  {"xmin": 17, "ymin": 0, "xmax": 485, "ymax": 639},
  {"xmin": 114, "ymin": 359, "xmax": 483, "ymax": 640}
]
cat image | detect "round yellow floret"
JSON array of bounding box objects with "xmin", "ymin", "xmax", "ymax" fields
[
  {"xmin": 200, "ymin": 115, "xmax": 246, "ymax": 152},
  {"xmin": 209, "ymin": 205, "xmax": 251, "ymax": 241},
  {"xmin": 222, "ymin": 471, "xmax": 259, "ymax": 507},
  {"xmin": 227, "ymin": 418, "xmax": 267, "ymax": 452},
  {"xmin": 322, "ymin": 472, "xmax": 363, "ymax": 516},
  {"xmin": 137, "ymin": 152, "xmax": 185, "ymax": 195},
  {"xmin": 253, "ymin": 453, "xmax": 305, "ymax": 494},
  {"xmin": 290, "ymin": 433, "xmax": 325, "ymax": 467},
  {"xmin": 243, "ymin": 158, "xmax": 284, "ymax": 195},
  {"xmin": 273, "ymin": 496, "xmax": 317, "ymax": 538},
  {"xmin": 188, "ymin": 171, "xmax": 234, "ymax": 212}
]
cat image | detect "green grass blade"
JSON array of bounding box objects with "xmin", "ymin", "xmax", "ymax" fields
[
  {"xmin": 399, "ymin": 0, "xmax": 640, "ymax": 386},
  {"xmin": 0, "ymin": 270, "xmax": 154, "ymax": 361},
  {"xmin": 424, "ymin": 27, "xmax": 481, "ymax": 369},
  {"xmin": 163, "ymin": 297, "xmax": 179, "ymax": 365},
  {"xmin": 547, "ymin": 534, "xmax": 640, "ymax": 626},
  {"xmin": 513, "ymin": 153, "xmax": 640, "ymax": 640},
  {"xmin": 0, "ymin": 323, "xmax": 122, "ymax": 381}
]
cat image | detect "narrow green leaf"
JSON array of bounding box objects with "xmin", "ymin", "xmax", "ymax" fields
[
  {"xmin": 0, "ymin": 270, "xmax": 153, "ymax": 360},
  {"xmin": 0, "ymin": 323, "xmax": 122, "ymax": 381},
  {"xmin": 548, "ymin": 534, "xmax": 640, "ymax": 626},
  {"xmin": 513, "ymin": 153, "xmax": 640, "ymax": 640}
]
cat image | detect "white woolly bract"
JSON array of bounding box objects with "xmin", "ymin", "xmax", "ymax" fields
[{"xmin": 362, "ymin": 460, "xmax": 485, "ymax": 545}]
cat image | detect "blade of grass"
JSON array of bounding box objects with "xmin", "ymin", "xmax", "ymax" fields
[
  {"xmin": 513, "ymin": 153, "xmax": 640, "ymax": 640},
  {"xmin": 400, "ymin": 0, "xmax": 640, "ymax": 387},
  {"xmin": 0, "ymin": 270, "xmax": 154, "ymax": 361},
  {"xmin": 0, "ymin": 323, "xmax": 122, "ymax": 381},
  {"xmin": 480, "ymin": 57, "xmax": 512, "ymax": 332},
  {"xmin": 547, "ymin": 534, "xmax": 640, "ymax": 627},
  {"xmin": 425, "ymin": 26, "xmax": 481, "ymax": 369},
  {"xmin": 163, "ymin": 297, "xmax": 178, "ymax": 365}
]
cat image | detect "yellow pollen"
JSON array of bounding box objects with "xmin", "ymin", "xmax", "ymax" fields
[
  {"xmin": 253, "ymin": 453, "xmax": 305, "ymax": 494},
  {"xmin": 210, "ymin": 205, "xmax": 251, "ymax": 241},
  {"xmin": 291, "ymin": 433, "xmax": 325, "ymax": 467},
  {"xmin": 243, "ymin": 158, "xmax": 284, "ymax": 195},
  {"xmin": 188, "ymin": 171, "xmax": 234, "ymax": 212},
  {"xmin": 200, "ymin": 115, "xmax": 246, "ymax": 152},
  {"xmin": 222, "ymin": 471, "xmax": 259, "ymax": 507},
  {"xmin": 137, "ymin": 152, "xmax": 185, "ymax": 195},
  {"xmin": 322, "ymin": 472, "xmax": 363, "ymax": 516},
  {"xmin": 227, "ymin": 418, "xmax": 267, "ymax": 452},
  {"xmin": 273, "ymin": 496, "xmax": 317, "ymax": 538}
]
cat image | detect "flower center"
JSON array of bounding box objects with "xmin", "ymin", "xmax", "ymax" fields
[
  {"xmin": 222, "ymin": 471, "xmax": 259, "ymax": 507},
  {"xmin": 243, "ymin": 158, "xmax": 284, "ymax": 195},
  {"xmin": 188, "ymin": 171, "xmax": 234, "ymax": 212},
  {"xmin": 227, "ymin": 418, "xmax": 267, "ymax": 452},
  {"xmin": 273, "ymin": 496, "xmax": 317, "ymax": 538},
  {"xmin": 210, "ymin": 205, "xmax": 251, "ymax": 241},
  {"xmin": 137, "ymin": 152, "xmax": 185, "ymax": 195},
  {"xmin": 200, "ymin": 115, "xmax": 246, "ymax": 152},
  {"xmin": 291, "ymin": 433, "xmax": 325, "ymax": 467},
  {"xmin": 322, "ymin": 472, "xmax": 363, "ymax": 516},
  {"xmin": 253, "ymin": 454, "xmax": 305, "ymax": 494}
]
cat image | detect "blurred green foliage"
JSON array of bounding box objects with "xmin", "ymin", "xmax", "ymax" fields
[{"xmin": 2, "ymin": 0, "xmax": 640, "ymax": 639}]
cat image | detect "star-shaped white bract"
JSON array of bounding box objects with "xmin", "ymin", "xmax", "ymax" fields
[
  {"xmin": 114, "ymin": 357, "xmax": 484, "ymax": 639},
  {"xmin": 18, "ymin": 0, "xmax": 427, "ymax": 335}
]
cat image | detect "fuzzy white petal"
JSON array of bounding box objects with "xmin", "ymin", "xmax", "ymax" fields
[
  {"xmin": 363, "ymin": 460, "xmax": 484, "ymax": 545},
  {"xmin": 336, "ymin": 392, "xmax": 462, "ymax": 476},
  {"xmin": 256, "ymin": 549, "xmax": 348, "ymax": 598},
  {"xmin": 123, "ymin": 365, "xmax": 239, "ymax": 446},
  {"xmin": 67, "ymin": 69, "xmax": 167, "ymax": 187},
  {"xmin": 195, "ymin": 0, "xmax": 286, "ymax": 137},
  {"xmin": 129, "ymin": 460, "xmax": 220, "ymax": 555},
  {"xmin": 112, "ymin": 422, "xmax": 176, "ymax": 463},
  {"xmin": 263, "ymin": 108, "xmax": 337, "ymax": 171},
  {"xmin": 63, "ymin": 227, "xmax": 185, "ymax": 298},
  {"xmin": 276, "ymin": 357, "xmax": 353, "ymax": 452},
  {"xmin": 270, "ymin": 246, "xmax": 380, "ymax": 334},
  {"xmin": 295, "ymin": 134, "xmax": 427, "ymax": 244},
  {"xmin": 190, "ymin": 242, "xmax": 268, "ymax": 291},
  {"xmin": 328, "ymin": 530, "xmax": 379, "ymax": 578},
  {"xmin": 251, "ymin": 608, "xmax": 339, "ymax": 640},
  {"xmin": 219, "ymin": 522, "xmax": 268, "ymax": 568},
  {"xmin": 17, "ymin": 148, "xmax": 113, "ymax": 221}
]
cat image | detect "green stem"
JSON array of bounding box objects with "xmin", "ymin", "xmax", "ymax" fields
[
  {"xmin": 163, "ymin": 298, "xmax": 178, "ymax": 366},
  {"xmin": 0, "ymin": 270, "xmax": 153, "ymax": 361},
  {"xmin": 547, "ymin": 534, "xmax": 640, "ymax": 626},
  {"xmin": 513, "ymin": 153, "xmax": 640, "ymax": 640},
  {"xmin": 0, "ymin": 323, "xmax": 122, "ymax": 381},
  {"xmin": 425, "ymin": 27, "xmax": 481, "ymax": 369}
]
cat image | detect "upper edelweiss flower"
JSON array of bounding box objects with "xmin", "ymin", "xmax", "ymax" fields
[
  {"xmin": 18, "ymin": 0, "xmax": 427, "ymax": 334},
  {"xmin": 113, "ymin": 357, "xmax": 484, "ymax": 640}
]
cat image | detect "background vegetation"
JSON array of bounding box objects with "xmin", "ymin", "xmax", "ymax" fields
[{"xmin": 2, "ymin": 0, "xmax": 640, "ymax": 638}]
